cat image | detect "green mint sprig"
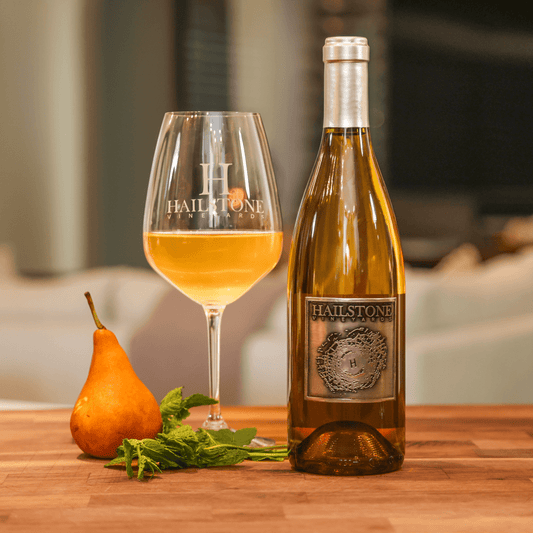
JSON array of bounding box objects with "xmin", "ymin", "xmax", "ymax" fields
[
  {"xmin": 159, "ymin": 386, "xmax": 218, "ymax": 433},
  {"xmin": 105, "ymin": 387, "xmax": 288, "ymax": 480}
]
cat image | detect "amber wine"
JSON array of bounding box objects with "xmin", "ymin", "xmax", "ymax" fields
[
  {"xmin": 144, "ymin": 231, "xmax": 283, "ymax": 307},
  {"xmin": 288, "ymin": 37, "xmax": 405, "ymax": 475}
]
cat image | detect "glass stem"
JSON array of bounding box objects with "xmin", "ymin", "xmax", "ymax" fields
[{"xmin": 202, "ymin": 306, "xmax": 228, "ymax": 430}]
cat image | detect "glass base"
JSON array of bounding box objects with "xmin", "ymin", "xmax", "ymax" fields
[
  {"xmin": 202, "ymin": 416, "xmax": 229, "ymax": 431},
  {"xmin": 248, "ymin": 436, "xmax": 276, "ymax": 448}
]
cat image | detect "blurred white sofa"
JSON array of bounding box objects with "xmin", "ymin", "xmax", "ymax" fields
[
  {"xmin": 0, "ymin": 243, "xmax": 286, "ymax": 406},
  {"xmin": 2, "ymin": 236, "xmax": 533, "ymax": 407},
  {"xmin": 0, "ymin": 245, "xmax": 171, "ymax": 405},
  {"xmin": 242, "ymin": 244, "xmax": 533, "ymax": 405}
]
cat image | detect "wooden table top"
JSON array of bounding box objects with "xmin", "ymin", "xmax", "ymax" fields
[{"xmin": 1, "ymin": 404, "xmax": 533, "ymax": 532}]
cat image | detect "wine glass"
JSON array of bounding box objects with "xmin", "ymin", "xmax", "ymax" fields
[{"xmin": 143, "ymin": 112, "xmax": 283, "ymax": 443}]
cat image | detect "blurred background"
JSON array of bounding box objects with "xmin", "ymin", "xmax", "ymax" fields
[{"xmin": 1, "ymin": 0, "xmax": 532, "ymax": 408}]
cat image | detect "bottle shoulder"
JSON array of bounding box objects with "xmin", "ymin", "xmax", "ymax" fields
[
  {"xmin": 289, "ymin": 130, "xmax": 405, "ymax": 296},
  {"xmin": 294, "ymin": 134, "xmax": 398, "ymax": 244}
]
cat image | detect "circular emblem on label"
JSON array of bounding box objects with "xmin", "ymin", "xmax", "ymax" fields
[{"xmin": 316, "ymin": 326, "xmax": 388, "ymax": 393}]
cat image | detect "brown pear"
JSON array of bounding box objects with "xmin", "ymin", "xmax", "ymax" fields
[{"xmin": 70, "ymin": 292, "xmax": 162, "ymax": 459}]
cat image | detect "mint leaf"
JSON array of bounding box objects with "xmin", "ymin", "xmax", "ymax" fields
[
  {"xmin": 204, "ymin": 428, "xmax": 235, "ymax": 445},
  {"xmin": 203, "ymin": 447, "xmax": 249, "ymax": 467},
  {"xmin": 160, "ymin": 387, "xmax": 218, "ymax": 432},
  {"xmin": 122, "ymin": 438, "xmax": 136, "ymax": 479},
  {"xmin": 232, "ymin": 427, "xmax": 257, "ymax": 446},
  {"xmin": 184, "ymin": 393, "xmax": 219, "ymax": 410},
  {"xmin": 105, "ymin": 456, "xmax": 127, "ymax": 467},
  {"xmin": 203, "ymin": 427, "xmax": 257, "ymax": 447},
  {"xmin": 159, "ymin": 425, "xmax": 200, "ymax": 465},
  {"xmin": 137, "ymin": 439, "xmax": 179, "ymax": 470}
]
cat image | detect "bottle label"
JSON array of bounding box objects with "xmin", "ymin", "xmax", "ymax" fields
[{"xmin": 305, "ymin": 296, "xmax": 397, "ymax": 402}]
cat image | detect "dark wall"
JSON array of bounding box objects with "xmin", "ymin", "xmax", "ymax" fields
[
  {"xmin": 93, "ymin": 0, "xmax": 229, "ymax": 269},
  {"xmin": 389, "ymin": 0, "xmax": 533, "ymax": 215},
  {"xmin": 94, "ymin": 1, "xmax": 178, "ymax": 268}
]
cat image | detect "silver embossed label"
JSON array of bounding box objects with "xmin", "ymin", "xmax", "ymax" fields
[{"xmin": 305, "ymin": 296, "xmax": 396, "ymax": 402}]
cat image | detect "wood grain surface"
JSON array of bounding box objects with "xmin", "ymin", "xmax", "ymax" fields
[{"xmin": 1, "ymin": 405, "xmax": 533, "ymax": 532}]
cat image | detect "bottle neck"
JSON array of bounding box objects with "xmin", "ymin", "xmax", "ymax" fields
[{"xmin": 323, "ymin": 60, "xmax": 369, "ymax": 128}]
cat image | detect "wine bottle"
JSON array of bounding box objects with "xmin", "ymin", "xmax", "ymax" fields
[{"xmin": 287, "ymin": 36, "xmax": 405, "ymax": 476}]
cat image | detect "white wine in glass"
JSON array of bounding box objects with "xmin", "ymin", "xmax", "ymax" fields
[
  {"xmin": 144, "ymin": 231, "xmax": 282, "ymax": 307},
  {"xmin": 143, "ymin": 112, "xmax": 283, "ymax": 440}
]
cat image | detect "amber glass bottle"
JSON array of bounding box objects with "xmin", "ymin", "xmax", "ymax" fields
[{"xmin": 287, "ymin": 37, "xmax": 405, "ymax": 475}]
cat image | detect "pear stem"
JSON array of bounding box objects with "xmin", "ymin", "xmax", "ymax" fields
[{"xmin": 84, "ymin": 291, "xmax": 106, "ymax": 330}]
